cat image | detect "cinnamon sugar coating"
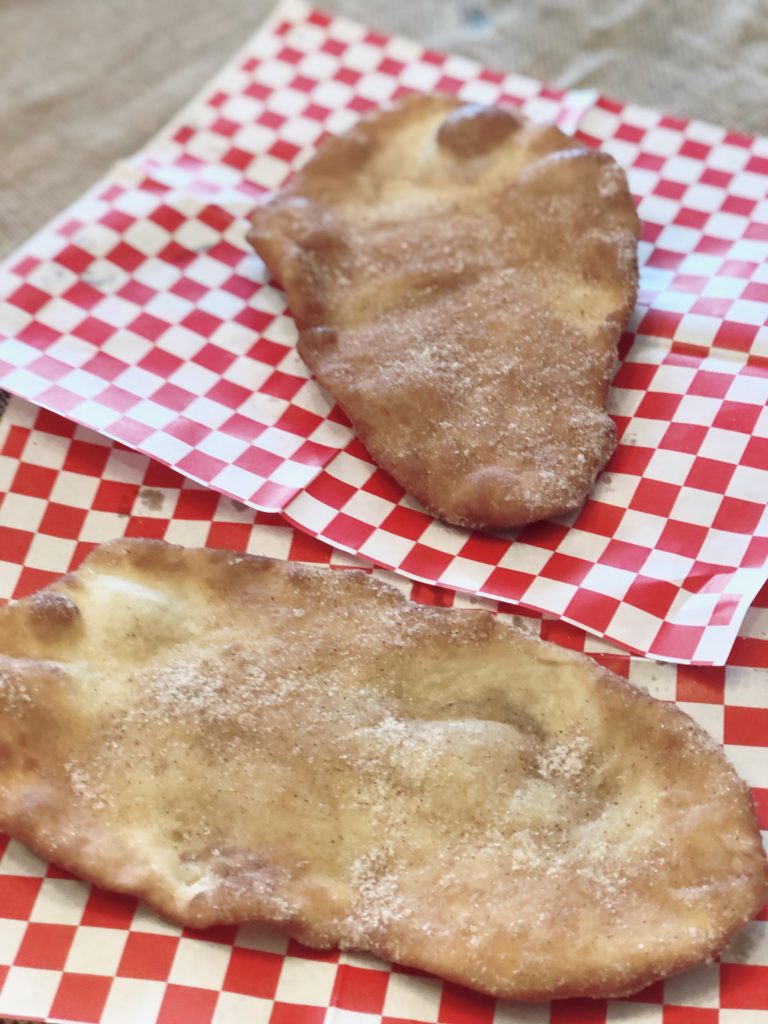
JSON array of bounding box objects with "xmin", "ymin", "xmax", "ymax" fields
[
  {"xmin": 248, "ymin": 95, "xmax": 641, "ymax": 530},
  {"xmin": 0, "ymin": 540, "xmax": 765, "ymax": 1000}
]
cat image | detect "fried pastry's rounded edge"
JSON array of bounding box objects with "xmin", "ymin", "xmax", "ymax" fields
[
  {"xmin": 250, "ymin": 93, "xmax": 642, "ymax": 534},
  {"xmin": 348, "ymin": 644, "xmax": 768, "ymax": 1001},
  {"xmin": 1, "ymin": 539, "xmax": 765, "ymax": 1003},
  {"xmin": 2, "ymin": 814, "xmax": 764, "ymax": 1005},
  {"xmin": 294, "ymin": 374, "xmax": 621, "ymax": 533},
  {"xmin": 291, "ymin": 152, "xmax": 641, "ymax": 533},
  {"xmin": 4, "ymin": 774, "xmax": 764, "ymax": 1006},
  {"xmin": 4, "ymin": 803, "xmax": 764, "ymax": 1005}
]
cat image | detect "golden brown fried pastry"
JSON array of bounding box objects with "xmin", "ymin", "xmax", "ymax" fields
[
  {"xmin": 0, "ymin": 539, "xmax": 764, "ymax": 1000},
  {"xmin": 248, "ymin": 94, "xmax": 640, "ymax": 531}
]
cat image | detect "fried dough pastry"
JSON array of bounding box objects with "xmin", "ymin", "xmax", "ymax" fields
[
  {"xmin": 0, "ymin": 540, "xmax": 764, "ymax": 1001},
  {"xmin": 248, "ymin": 94, "xmax": 640, "ymax": 531}
]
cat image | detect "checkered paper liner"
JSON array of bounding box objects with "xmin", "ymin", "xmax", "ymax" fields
[
  {"xmin": 1, "ymin": 5, "xmax": 767, "ymax": 669},
  {"xmin": 1, "ymin": 392, "xmax": 768, "ymax": 1024}
]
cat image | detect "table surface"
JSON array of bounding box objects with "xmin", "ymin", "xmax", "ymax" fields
[
  {"xmin": 0, "ymin": 2, "xmax": 766, "ymax": 1021},
  {"xmin": 1, "ymin": 0, "xmax": 766, "ymax": 262}
]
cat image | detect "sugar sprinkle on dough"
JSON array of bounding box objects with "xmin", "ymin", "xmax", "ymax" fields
[
  {"xmin": 248, "ymin": 95, "xmax": 641, "ymax": 531},
  {"xmin": 0, "ymin": 539, "xmax": 765, "ymax": 1000}
]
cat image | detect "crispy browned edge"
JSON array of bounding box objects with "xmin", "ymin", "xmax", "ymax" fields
[
  {"xmin": 246, "ymin": 94, "xmax": 641, "ymax": 532},
  {"xmin": 0, "ymin": 538, "xmax": 765, "ymax": 1001}
]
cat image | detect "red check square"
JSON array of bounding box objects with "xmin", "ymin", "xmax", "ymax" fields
[
  {"xmin": 565, "ymin": 590, "xmax": 621, "ymax": 632},
  {"xmin": 48, "ymin": 974, "xmax": 112, "ymax": 1023},
  {"xmin": 541, "ymin": 553, "xmax": 592, "ymax": 586},
  {"xmin": 15, "ymin": 923, "xmax": 76, "ymax": 970},
  {"xmin": 439, "ymin": 981, "xmax": 496, "ymax": 1024},
  {"xmin": 551, "ymin": 998, "xmax": 607, "ymax": 1023},
  {"xmin": 399, "ymin": 543, "xmax": 454, "ymax": 579},
  {"xmin": 118, "ymin": 933, "xmax": 179, "ymax": 981},
  {"xmin": 482, "ymin": 567, "xmax": 532, "ymax": 604},
  {"xmin": 157, "ymin": 984, "xmax": 218, "ymax": 1024},
  {"xmin": 652, "ymin": 622, "xmax": 704, "ymax": 660},
  {"xmin": 630, "ymin": 479, "xmax": 679, "ymax": 517},
  {"xmin": 713, "ymin": 401, "xmax": 762, "ymax": 435},
  {"xmin": 657, "ymin": 520, "xmax": 708, "ymax": 558},
  {"xmin": 38, "ymin": 503, "xmax": 88, "ymax": 539},
  {"xmin": 663, "ymin": 1009, "xmax": 718, "ymax": 1024},
  {"xmin": 573, "ymin": 501, "xmax": 626, "ymax": 537},
  {"xmin": 380, "ymin": 505, "xmax": 430, "ymax": 541},
  {"xmin": 624, "ymin": 577, "xmax": 678, "ymax": 617},
  {"xmin": 323, "ymin": 512, "xmax": 376, "ymax": 548},
  {"xmin": 714, "ymin": 321, "xmax": 759, "ymax": 353},
  {"xmin": 635, "ymin": 392, "xmax": 684, "ymax": 420},
  {"xmin": 0, "ymin": 527, "xmax": 33, "ymax": 564},
  {"xmin": 724, "ymin": 706, "xmax": 768, "ymax": 746},
  {"xmin": 676, "ymin": 666, "xmax": 726, "ymax": 703},
  {"xmin": 270, "ymin": 1004, "xmax": 327, "ymax": 1024},
  {"xmin": 331, "ymin": 965, "xmax": 389, "ymax": 1013},
  {"xmin": 0, "ymin": 876, "xmax": 42, "ymax": 920},
  {"xmin": 720, "ymin": 963, "xmax": 768, "ymax": 1009},
  {"xmin": 11, "ymin": 463, "xmax": 58, "ymax": 498},
  {"xmin": 80, "ymin": 889, "xmax": 137, "ymax": 930},
  {"xmin": 660, "ymin": 423, "xmax": 708, "ymax": 454},
  {"xmin": 223, "ymin": 947, "xmax": 283, "ymax": 999},
  {"xmin": 712, "ymin": 497, "xmax": 764, "ymax": 534},
  {"xmin": 685, "ymin": 458, "xmax": 735, "ymax": 493},
  {"xmin": 62, "ymin": 441, "xmax": 111, "ymax": 478}
]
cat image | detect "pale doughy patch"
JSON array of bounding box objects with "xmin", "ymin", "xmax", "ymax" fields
[
  {"xmin": 0, "ymin": 539, "xmax": 764, "ymax": 1000},
  {"xmin": 248, "ymin": 94, "xmax": 641, "ymax": 531}
]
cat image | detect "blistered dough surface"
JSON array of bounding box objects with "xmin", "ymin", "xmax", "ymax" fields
[
  {"xmin": 248, "ymin": 95, "xmax": 641, "ymax": 530},
  {"xmin": 0, "ymin": 540, "xmax": 764, "ymax": 1000}
]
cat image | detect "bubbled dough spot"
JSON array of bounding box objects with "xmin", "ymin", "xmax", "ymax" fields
[
  {"xmin": 0, "ymin": 539, "xmax": 765, "ymax": 1001},
  {"xmin": 248, "ymin": 95, "xmax": 641, "ymax": 531}
]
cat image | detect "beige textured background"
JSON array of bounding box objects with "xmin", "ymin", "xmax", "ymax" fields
[
  {"xmin": 0, "ymin": 2, "xmax": 766, "ymax": 1021},
  {"xmin": 1, "ymin": 0, "xmax": 767, "ymax": 259}
]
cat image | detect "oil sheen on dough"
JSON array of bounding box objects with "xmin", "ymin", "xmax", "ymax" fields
[{"xmin": 0, "ymin": 540, "xmax": 764, "ymax": 1000}]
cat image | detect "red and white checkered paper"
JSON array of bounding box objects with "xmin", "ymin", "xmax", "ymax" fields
[
  {"xmin": 0, "ymin": 2, "xmax": 767, "ymax": 668},
  {"xmin": 2, "ymin": 393, "xmax": 768, "ymax": 1024}
]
